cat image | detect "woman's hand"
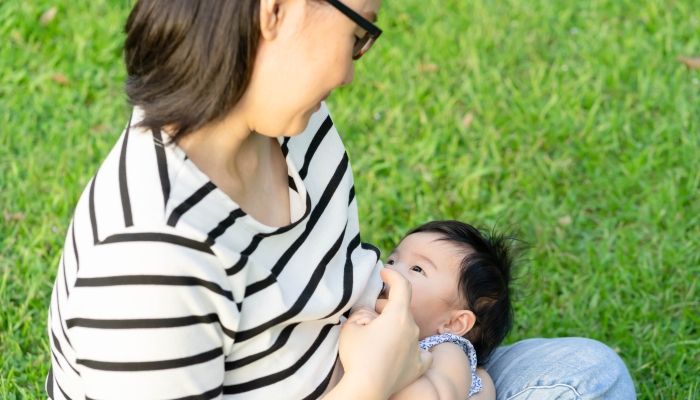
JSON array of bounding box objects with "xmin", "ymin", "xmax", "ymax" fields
[
  {"xmin": 335, "ymin": 268, "xmax": 433, "ymax": 399},
  {"xmin": 346, "ymin": 306, "xmax": 379, "ymax": 326}
]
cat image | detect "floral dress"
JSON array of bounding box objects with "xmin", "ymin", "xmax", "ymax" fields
[{"xmin": 419, "ymin": 333, "xmax": 483, "ymax": 397}]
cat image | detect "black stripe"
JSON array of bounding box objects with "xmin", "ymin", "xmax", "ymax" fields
[
  {"xmin": 86, "ymin": 386, "xmax": 223, "ymax": 400},
  {"xmin": 75, "ymin": 275, "xmax": 233, "ymax": 301},
  {"xmin": 281, "ymin": 137, "xmax": 291, "ymax": 157},
  {"xmin": 71, "ymin": 222, "xmax": 79, "ymax": 271},
  {"xmin": 322, "ymin": 234, "xmax": 360, "ymax": 319},
  {"xmin": 167, "ymin": 181, "xmax": 217, "ymax": 227},
  {"xmin": 361, "ymin": 242, "xmax": 380, "ymax": 259},
  {"xmin": 225, "ymin": 323, "xmax": 299, "ymax": 371},
  {"xmin": 270, "ymin": 153, "xmax": 349, "ymax": 278},
  {"xmin": 348, "ymin": 185, "xmax": 355, "ymax": 205},
  {"xmin": 226, "ymin": 255, "xmax": 248, "ymax": 276},
  {"xmin": 244, "ymin": 274, "xmax": 278, "ymax": 298},
  {"xmin": 51, "ymin": 328, "xmax": 81, "ymax": 376},
  {"xmin": 169, "ymin": 385, "xmax": 223, "ymax": 400},
  {"xmin": 77, "ymin": 347, "xmax": 222, "ymax": 372},
  {"xmin": 56, "ymin": 379, "xmax": 73, "ymax": 400},
  {"xmin": 223, "ymin": 323, "xmax": 338, "ymax": 394},
  {"xmin": 119, "ymin": 113, "xmax": 134, "ymax": 227},
  {"xmin": 225, "ymin": 234, "xmax": 263, "ymax": 278},
  {"xmin": 51, "ymin": 328, "xmax": 65, "ymax": 361},
  {"xmin": 242, "ymin": 235, "xmax": 263, "ymax": 255},
  {"xmin": 98, "ymin": 232, "xmax": 213, "ymax": 254},
  {"xmin": 46, "ymin": 366, "xmax": 54, "ymax": 399},
  {"xmin": 88, "ymin": 173, "xmax": 99, "ymax": 245},
  {"xmin": 298, "ymin": 116, "xmax": 333, "ymax": 180},
  {"xmin": 51, "ymin": 349, "xmax": 64, "ymax": 372},
  {"xmin": 236, "ymin": 224, "xmax": 347, "ymax": 342},
  {"xmin": 288, "ymin": 175, "xmax": 298, "ymax": 192},
  {"xmin": 55, "ymin": 284, "xmax": 73, "ymax": 348},
  {"xmin": 301, "ymin": 354, "xmax": 338, "ymax": 400},
  {"xmin": 61, "ymin": 256, "xmax": 70, "ymax": 298},
  {"xmin": 66, "ymin": 313, "xmax": 237, "ymax": 339},
  {"xmin": 206, "ymin": 208, "xmax": 246, "ymax": 245},
  {"xmin": 152, "ymin": 128, "xmax": 171, "ymax": 210}
]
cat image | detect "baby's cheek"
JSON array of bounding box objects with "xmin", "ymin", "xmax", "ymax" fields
[{"xmin": 375, "ymin": 298, "xmax": 388, "ymax": 314}]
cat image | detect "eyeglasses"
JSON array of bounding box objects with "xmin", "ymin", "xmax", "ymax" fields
[{"xmin": 325, "ymin": 0, "xmax": 382, "ymax": 60}]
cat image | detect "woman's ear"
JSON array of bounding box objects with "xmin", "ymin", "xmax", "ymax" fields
[
  {"xmin": 259, "ymin": 0, "xmax": 282, "ymax": 40},
  {"xmin": 437, "ymin": 310, "xmax": 475, "ymax": 337}
]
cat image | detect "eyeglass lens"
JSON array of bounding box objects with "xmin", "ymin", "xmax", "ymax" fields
[{"xmin": 353, "ymin": 34, "xmax": 375, "ymax": 60}]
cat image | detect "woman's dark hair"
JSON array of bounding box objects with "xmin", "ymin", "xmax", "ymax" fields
[
  {"xmin": 123, "ymin": 0, "xmax": 261, "ymax": 143},
  {"xmin": 407, "ymin": 220, "xmax": 523, "ymax": 365}
]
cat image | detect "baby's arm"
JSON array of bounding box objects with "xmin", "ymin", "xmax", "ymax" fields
[
  {"xmin": 345, "ymin": 307, "xmax": 496, "ymax": 400},
  {"xmin": 469, "ymin": 368, "xmax": 496, "ymax": 400},
  {"xmin": 389, "ymin": 342, "xmax": 471, "ymax": 400}
]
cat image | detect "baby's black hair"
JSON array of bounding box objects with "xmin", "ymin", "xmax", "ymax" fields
[{"xmin": 407, "ymin": 220, "xmax": 522, "ymax": 365}]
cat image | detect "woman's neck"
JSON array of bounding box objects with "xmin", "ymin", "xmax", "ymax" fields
[
  {"xmin": 177, "ymin": 109, "xmax": 264, "ymax": 187},
  {"xmin": 174, "ymin": 109, "xmax": 292, "ymax": 227}
]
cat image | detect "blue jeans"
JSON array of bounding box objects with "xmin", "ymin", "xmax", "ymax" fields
[{"xmin": 484, "ymin": 338, "xmax": 635, "ymax": 399}]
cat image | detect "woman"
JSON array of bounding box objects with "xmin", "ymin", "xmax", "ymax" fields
[{"xmin": 46, "ymin": 0, "xmax": 634, "ymax": 399}]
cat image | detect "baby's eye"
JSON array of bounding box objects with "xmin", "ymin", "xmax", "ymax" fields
[
  {"xmin": 387, "ymin": 260, "xmax": 395, "ymax": 265},
  {"xmin": 410, "ymin": 266, "xmax": 424, "ymax": 275}
]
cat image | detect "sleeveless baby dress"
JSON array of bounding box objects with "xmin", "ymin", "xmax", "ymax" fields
[{"xmin": 419, "ymin": 333, "xmax": 483, "ymax": 397}]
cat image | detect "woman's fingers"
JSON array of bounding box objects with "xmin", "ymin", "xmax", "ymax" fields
[
  {"xmin": 379, "ymin": 268, "xmax": 412, "ymax": 313},
  {"xmin": 337, "ymin": 269, "xmax": 427, "ymax": 397},
  {"xmin": 374, "ymin": 298, "xmax": 388, "ymax": 314},
  {"xmin": 346, "ymin": 307, "xmax": 379, "ymax": 325},
  {"xmin": 419, "ymin": 349, "xmax": 434, "ymax": 375},
  {"xmin": 338, "ymin": 315, "xmax": 427, "ymax": 398}
]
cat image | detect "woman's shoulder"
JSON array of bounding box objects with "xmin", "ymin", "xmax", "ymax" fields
[{"xmin": 69, "ymin": 110, "xmax": 230, "ymax": 268}]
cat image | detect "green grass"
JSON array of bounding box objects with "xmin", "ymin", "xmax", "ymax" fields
[{"xmin": 1, "ymin": 0, "xmax": 698, "ymax": 398}]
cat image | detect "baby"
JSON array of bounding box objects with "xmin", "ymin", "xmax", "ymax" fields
[{"xmin": 348, "ymin": 220, "xmax": 519, "ymax": 399}]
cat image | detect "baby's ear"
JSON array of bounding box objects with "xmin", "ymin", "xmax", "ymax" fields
[{"xmin": 438, "ymin": 310, "xmax": 475, "ymax": 337}]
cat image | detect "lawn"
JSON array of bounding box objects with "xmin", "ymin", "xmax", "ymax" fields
[{"xmin": 1, "ymin": 0, "xmax": 698, "ymax": 398}]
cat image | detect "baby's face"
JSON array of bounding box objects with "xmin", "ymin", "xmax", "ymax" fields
[{"xmin": 376, "ymin": 232, "xmax": 465, "ymax": 340}]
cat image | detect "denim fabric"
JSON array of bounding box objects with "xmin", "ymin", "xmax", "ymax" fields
[{"xmin": 483, "ymin": 338, "xmax": 635, "ymax": 400}]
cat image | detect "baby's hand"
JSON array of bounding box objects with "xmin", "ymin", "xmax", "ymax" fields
[{"xmin": 346, "ymin": 306, "xmax": 379, "ymax": 326}]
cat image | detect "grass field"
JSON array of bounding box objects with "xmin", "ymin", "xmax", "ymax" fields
[{"xmin": 1, "ymin": 0, "xmax": 699, "ymax": 398}]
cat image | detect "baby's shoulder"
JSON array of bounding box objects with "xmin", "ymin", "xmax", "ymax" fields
[
  {"xmin": 421, "ymin": 334, "xmax": 483, "ymax": 397},
  {"xmin": 420, "ymin": 334, "xmax": 477, "ymax": 365},
  {"xmin": 429, "ymin": 341, "xmax": 472, "ymax": 368},
  {"xmin": 427, "ymin": 342, "xmax": 473, "ymax": 399}
]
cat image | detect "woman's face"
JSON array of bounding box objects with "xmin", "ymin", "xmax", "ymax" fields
[{"xmin": 244, "ymin": 0, "xmax": 382, "ymax": 137}]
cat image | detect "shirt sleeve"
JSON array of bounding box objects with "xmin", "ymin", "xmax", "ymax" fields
[
  {"xmin": 63, "ymin": 237, "xmax": 240, "ymax": 399},
  {"xmin": 351, "ymin": 259, "xmax": 384, "ymax": 312}
]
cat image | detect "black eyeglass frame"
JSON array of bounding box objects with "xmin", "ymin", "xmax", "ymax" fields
[{"xmin": 325, "ymin": 0, "xmax": 382, "ymax": 60}]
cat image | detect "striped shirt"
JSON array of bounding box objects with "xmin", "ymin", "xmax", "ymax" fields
[{"xmin": 46, "ymin": 104, "xmax": 384, "ymax": 400}]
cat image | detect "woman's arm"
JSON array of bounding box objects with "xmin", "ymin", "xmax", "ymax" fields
[
  {"xmin": 323, "ymin": 269, "xmax": 434, "ymax": 400},
  {"xmin": 58, "ymin": 241, "xmax": 237, "ymax": 399}
]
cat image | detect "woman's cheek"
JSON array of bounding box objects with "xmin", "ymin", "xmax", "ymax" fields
[{"xmin": 341, "ymin": 61, "xmax": 355, "ymax": 86}]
